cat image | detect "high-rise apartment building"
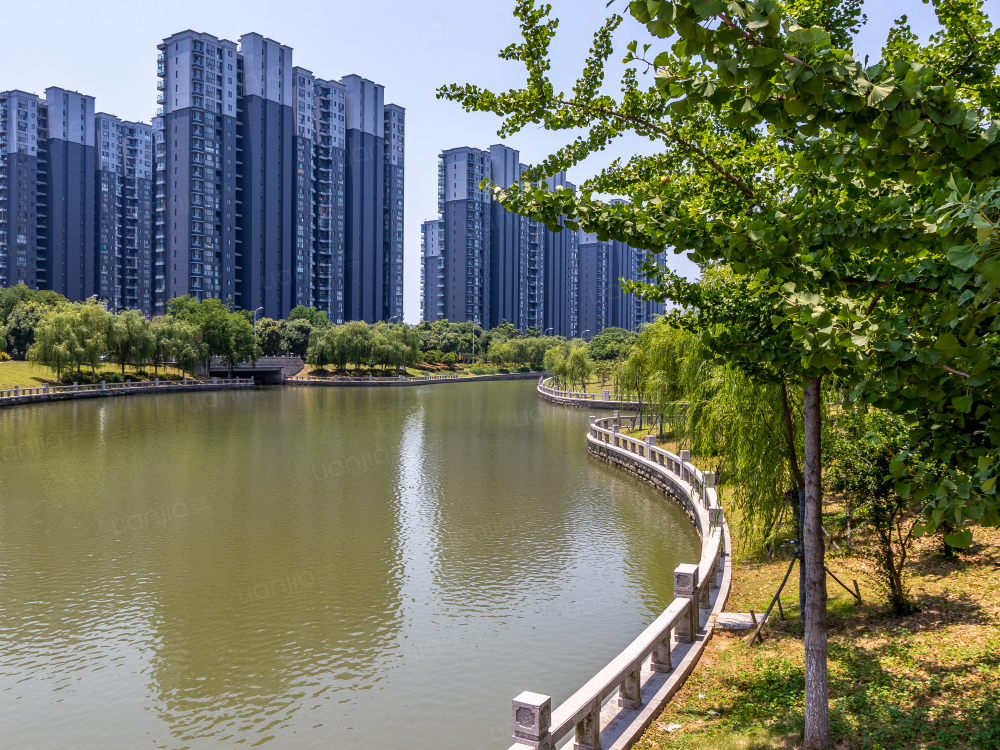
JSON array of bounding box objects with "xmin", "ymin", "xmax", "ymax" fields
[
  {"xmin": 420, "ymin": 218, "xmax": 443, "ymax": 322},
  {"xmin": 154, "ymin": 31, "xmax": 239, "ymax": 314},
  {"xmin": 2, "ymin": 31, "xmax": 401, "ymax": 321},
  {"xmin": 95, "ymin": 113, "xmax": 155, "ymax": 313},
  {"xmin": 579, "ymin": 227, "xmax": 664, "ymax": 338},
  {"xmin": 383, "ymin": 103, "xmax": 405, "ymax": 322},
  {"xmin": 422, "ymin": 145, "xmax": 586, "ymax": 335},
  {"xmin": 422, "ymin": 144, "xmax": 662, "ymax": 339},
  {"xmin": 0, "ymin": 91, "xmax": 46, "ymax": 289},
  {"xmin": 155, "ymin": 30, "xmax": 403, "ymax": 322},
  {"xmin": 488, "ymin": 144, "xmax": 529, "ymax": 330},
  {"xmin": 541, "ymin": 172, "xmax": 578, "ymax": 338},
  {"xmin": 43, "ymin": 88, "xmax": 97, "ymax": 303},
  {"xmin": 436, "ymin": 146, "xmax": 492, "ymax": 326},
  {"xmin": 311, "ymin": 78, "xmax": 346, "ymax": 322}
]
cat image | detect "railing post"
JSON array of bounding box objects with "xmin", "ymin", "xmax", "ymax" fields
[
  {"xmin": 645, "ymin": 434, "xmax": 656, "ymax": 460},
  {"xmin": 155, "ymin": 377, "xmax": 159, "ymax": 387},
  {"xmin": 680, "ymin": 450, "xmax": 691, "ymax": 482},
  {"xmin": 213, "ymin": 377, "xmax": 218, "ymax": 385},
  {"xmin": 101, "ymin": 381, "xmax": 106, "ymax": 391},
  {"xmin": 612, "ymin": 424, "xmax": 620, "ymax": 447},
  {"xmin": 674, "ymin": 564, "xmax": 700, "ymax": 642},
  {"xmin": 613, "ymin": 409, "xmax": 620, "ymax": 429},
  {"xmin": 44, "ymin": 383, "xmax": 50, "ymax": 394},
  {"xmin": 73, "ymin": 383, "xmax": 79, "ymax": 392},
  {"xmin": 512, "ymin": 692, "xmax": 552, "ymax": 750},
  {"xmin": 14, "ymin": 386, "xmax": 19, "ymax": 396},
  {"xmin": 603, "ymin": 389, "xmax": 609, "ymax": 401}
]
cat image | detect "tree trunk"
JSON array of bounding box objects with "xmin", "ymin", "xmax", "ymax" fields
[
  {"xmin": 779, "ymin": 379, "xmax": 805, "ymax": 489},
  {"xmin": 803, "ymin": 376, "xmax": 832, "ymax": 749}
]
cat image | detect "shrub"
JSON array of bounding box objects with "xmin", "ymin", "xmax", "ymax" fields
[
  {"xmin": 441, "ymin": 352, "xmax": 458, "ymax": 367},
  {"xmin": 0, "ymin": 351, "xmax": 10, "ymax": 362}
]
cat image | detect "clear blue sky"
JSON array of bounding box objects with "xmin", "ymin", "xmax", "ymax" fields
[{"xmin": 0, "ymin": 1, "xmax": 993, "ymax": 322}]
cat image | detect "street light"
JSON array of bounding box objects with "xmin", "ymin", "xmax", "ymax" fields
[
  {"xmin": 253, "ymin": 307, "xmax": 263, "ymax": 335},
  {"xmin": 544, "ymin": 327, "xmax": 553, "ymax": 336},
  {"xmin": 581, "ymin": 330, "xmax": 590, "ymax": 339},
  {"xmin": 389, "ymin": 316, "xmax": 399, "ymax": 325}
]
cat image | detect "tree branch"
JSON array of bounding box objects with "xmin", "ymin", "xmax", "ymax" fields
[
  {"xmin": 552, "ymin": 98, "xmax": 759, "ymax": 203},
  {"xmin": 938, "ymin": 363, "xmax": 971, "ymax": 378}
]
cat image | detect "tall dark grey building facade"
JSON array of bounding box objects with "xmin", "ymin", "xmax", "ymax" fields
[
  {"xmin": 43, "ymin": 88, "xmax": 97, "ymax": 304},
  {"xmin": 311, "ymin": 78, "xmax": 346, "ymax": 323},
  {"xmin": 488, "ymin": 144, "xmax": 530, "ymax": 330}
]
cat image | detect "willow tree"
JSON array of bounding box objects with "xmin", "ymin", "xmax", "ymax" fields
[
  {"xmin": 440, "ymin": 2, "xmax": 1000, "ymax": 746},
  {"xmin": 28, "ymin": 310, "xmax": 77, "ymax": 383}
]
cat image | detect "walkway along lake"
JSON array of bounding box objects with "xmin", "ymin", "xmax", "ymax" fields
[{"xmin": 0, "ymin": 381, "xmax": 701, "ymax": 750}]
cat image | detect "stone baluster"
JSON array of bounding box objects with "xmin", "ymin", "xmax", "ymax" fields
[
  {"xmin": 155, "ymin": 377, "xmax": 159, "ymax": 387},
  {"xmin": 603, "ymin": 389, "xmax": 609, "ymax": 401},
  {"xmin": 44, "ymin": 384, "xmax": 50, "ymax": 394},
  {"xmin": 512, "ymin": 692, "xmax": 552, "ymax": 750},
  {"xmin": 613, "ymin": 409, "xmax": 620, "ymax": 429},
  {"xmin": 680, "ymin": 450, "xmax": 691, "ymax": 482},
  {"xmin": 574, "ymin": 702, "xmax": 600, "ymax": 750},
  {"xmin": 101, "ymin": 381, "xmax": 106, "ymax": 391},
  {"xmin": 645, "ymin": 435, "xmax": 656, "ymax": 461},
  {"xmin": 612, "ymin": 424, "xmax": 620, "ymax": 448},
  {"xmin": 618, "ymin": 662, "xmax": 642, "ymax": 710},
  {"xmin": 651, "ymin": 628, "xmax": 673, "ymax": 673},
  {"xmin": 673, "ymin": 564, "xmax": 700, "ymax": 642}
]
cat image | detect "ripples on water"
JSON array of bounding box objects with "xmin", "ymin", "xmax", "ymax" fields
[{"xmin": 0, "ymin": 382, "xmax": 701, "ymax": 749}]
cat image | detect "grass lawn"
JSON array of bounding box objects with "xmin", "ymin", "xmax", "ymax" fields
[
  {"xmin": 0, "ymin": 360, "xmax": 187, "ymax": 390},
  {"xmin": 634, "ymin": 523, "xmax": 1000, "ymax": 750}
]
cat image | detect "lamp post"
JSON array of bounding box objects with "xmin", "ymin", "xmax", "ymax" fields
[
  {"xmin": 389, "ymin": 316, "xmax": 399, "ymax": 325},
  {"xmin": 253, "ymin": 307, "xmax": 263, "ymax": 335},
  {"xmin": 581, "ymin": 329, "xmax": 590, "ymax": 339},
  {"xmin": 544, "ymin": 327, "xmax": 553, "ymax": 336}
]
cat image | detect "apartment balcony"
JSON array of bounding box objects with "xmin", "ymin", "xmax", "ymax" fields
[
  {"xmin": 157, "ymin": 65, "xmax": 166, "ymax": 78},
  {"xmin": 156, "ymin": 93, "xmax": 165, "ymax": 105},
  {"xmin": 156, "ymin": 80, "xmax": 166, "ymax": 91}
]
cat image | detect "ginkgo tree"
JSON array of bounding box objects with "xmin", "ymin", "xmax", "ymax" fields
[{"xmin": 439, "ymin": 1, "xmax": 1000, "ymax": 747}]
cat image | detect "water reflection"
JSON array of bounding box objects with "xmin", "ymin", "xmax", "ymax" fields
[{"xmin": 0, "ymin": 382, "xmax": 700, "ymax": 749}]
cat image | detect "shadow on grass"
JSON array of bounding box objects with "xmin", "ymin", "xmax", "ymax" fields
[{"xmin": 660, "ymin": 625, "xmax": 999, "ymax": 750}]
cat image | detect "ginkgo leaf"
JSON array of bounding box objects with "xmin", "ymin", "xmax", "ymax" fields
[{"xmin": 867, "ymin": 80, "xmax": 896, "ymax": 107}]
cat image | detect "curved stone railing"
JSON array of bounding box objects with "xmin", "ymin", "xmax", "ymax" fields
[
  {"xmin": 537, "ymin": 376, "xmax": 641, "ymax": 410},
  {"xmin": 0, "ymin": 376, "xmax": 254, "ymax": 408},
  {"xmin": 507, "ymin": 412, "xmax": 732, "ymax": 750}
]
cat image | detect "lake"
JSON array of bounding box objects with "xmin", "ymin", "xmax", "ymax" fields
[{"xmin": 0, "ymin": 381, "xmax": 701, "ymax": 749}]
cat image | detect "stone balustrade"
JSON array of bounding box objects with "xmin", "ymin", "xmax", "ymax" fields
[
  {"xmin": 537, "ymin": 376, "xmax": 642, "ymax": 410},
  {"xmin": 0, "ymin": 377, "xmax": 254, "ymax": 408},
  {"xmin": 506, "ymin": 412, "xmax": 732, "ymax": 750}
]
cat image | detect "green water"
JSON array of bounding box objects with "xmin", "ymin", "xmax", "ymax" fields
[{"xmin": 0, "ymin": 381, "xmax": 701, "ymax": 749}]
